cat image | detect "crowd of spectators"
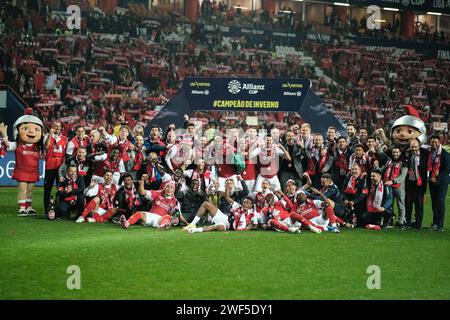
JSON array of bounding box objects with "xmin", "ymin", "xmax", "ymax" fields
[{"xmin": 0, "ymin": 1, "xmax": 448, "ymax": 142}]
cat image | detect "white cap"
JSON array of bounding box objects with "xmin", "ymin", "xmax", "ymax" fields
[{"xmin": 13, "ymin": 113, "xmax": 44, "ymax": 140}]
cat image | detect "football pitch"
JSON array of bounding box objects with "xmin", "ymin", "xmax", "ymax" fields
[{"xmin": 0, "ymin": 187, "xmax": 449, "ymax": 300}]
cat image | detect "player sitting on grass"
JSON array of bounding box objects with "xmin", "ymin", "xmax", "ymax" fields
[
  {"xmin": 249, "ymin": 178, "xmax": 278, "ymax": 216},
  {"xmin": 76, "ymin": 170, "xmax": 117, "ymax": 223},
  {"xmin": 119, "ymin": 174, "xmax": 188, "ymax": 229},
  {"xmin": 289, "ymin": 188, "xmax": 342, "ymax": 233},
  {"xmin": 93, "ymin": 172, "xmax": 147, "ymax": 223},
  {"xmin": 230, "ymin": 197, "xmax": 256, "ymax": 231},
  {"xmin": 265, "ymin": 193, "xmax": 302, "ymax": 234}
]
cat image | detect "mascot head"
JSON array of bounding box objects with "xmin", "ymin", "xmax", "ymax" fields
[
  {"xmin": 391, "ymin": 105, "xmax": 426, "ymax": 146},
  {"xmin": 13, "ymin": 108, "xmax": 44, "ymax": 144}
]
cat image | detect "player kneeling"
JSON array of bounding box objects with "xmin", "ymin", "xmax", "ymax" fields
[{"xmin": 120, "ymin": 175, "xmax": 187, "ymax": 229}]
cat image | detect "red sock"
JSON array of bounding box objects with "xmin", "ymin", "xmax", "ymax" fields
[
  {"xmin": 290, "ymin": 212, "xmax": 311, "ymax": 227},
  {"xmin": 81, "ymin": 199, "xmax": 97, "ymax": 218},
  {"xmin": 159, "ymin": 215, "xmax": 171, "ymax": 227},
  {"xmin": 335, "ymin": 216, "xmax": 345, "ymax": 225},
  {"xmin": 18, "ymin": 201, "xmax": 27, "ymax": 211},
  {"xmin": 325, "ymin": 207, "xmax": 337, "ymax": 225},
  {"xmin": 26, "ymin": 199, "xmax": 32, "ymax": 209},
  {"xmin": 268, "ymin": 219, "xmax": 289, "ymax": 231},
  {"xmin": 128, "ymin": 212, "xmax": 143, "ymax": 225},
  {"xmin": 94, "ymin": 209, "xmax": 115, "ymax": 223}
]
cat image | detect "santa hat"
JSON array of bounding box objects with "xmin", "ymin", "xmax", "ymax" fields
[
  {"xmin": 285, "ymin": 179, "xmax": 297, "ymax": 187},
  {"xmin": 13, "ymin": 108, "xmax": 44, "ymax": 140},
  {"xmin": 391, "ymin": 105, "xmax": 427, "ymax": 145},
  {"xmin": 163, "ymin": 180, "xmax": 176, "ymax": 190}
]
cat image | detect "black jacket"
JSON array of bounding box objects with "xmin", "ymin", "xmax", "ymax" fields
[
  {"xmin": 176, "ymin": 188, "xmax": 207, "ymax": 216},
  {"xmin": 405, "ymin": 148, "xmax": 429, "ymax": 190},
  {"xmin": 219, "ymin": 180, "xmax": 249, "ymax": 215}
]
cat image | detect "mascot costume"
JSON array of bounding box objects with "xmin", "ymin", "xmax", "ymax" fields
[
  {"xmin": 390, "ymin": 105, "xmax": 427, "ymax": 149},
  {"xmin": 0, "ymin": 108, "xmax": 44, "ymax": 216}
]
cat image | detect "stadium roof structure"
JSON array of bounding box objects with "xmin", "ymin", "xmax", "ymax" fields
[{"xmin": 148, "ymin": 77, "xmax": 348, "ymax": 138}]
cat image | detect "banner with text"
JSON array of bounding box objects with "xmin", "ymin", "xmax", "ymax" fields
[
  {"xmin": 183, "ymin": 78, "xmax": 311, "ymax": 112},
  {"xmin": 0, "ymin": 151, "xmax": 45, "ymax": 186}
]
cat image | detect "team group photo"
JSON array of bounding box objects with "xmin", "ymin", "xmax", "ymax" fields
[{"xmin": 0, "ymin": 0, "xmax": 449, "ymax": 301}]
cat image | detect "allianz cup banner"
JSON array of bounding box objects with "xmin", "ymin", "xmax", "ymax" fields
[
  {"xmin": 183, "ymin": 78, "xmax": 311, "ymax": 112},
  {"xmin": 0, "ymin": 151, "xmax": 45, "ymax": 186}
]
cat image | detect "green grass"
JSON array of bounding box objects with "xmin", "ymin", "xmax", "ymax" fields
[{"xmin": 0, "ymin": 187, "xmax": 449, "ymax": 299}]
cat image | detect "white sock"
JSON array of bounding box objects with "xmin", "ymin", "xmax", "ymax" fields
[
  {"xmin": 192, "ymin": 216, "xmax": 201, "ymax": 225},
  {"xmin": 192, "ymin": 228, "xmax": 203, "ymax": 233}
]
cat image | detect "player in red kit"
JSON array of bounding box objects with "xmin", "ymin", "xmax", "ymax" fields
[
  {"xmin": 77, "ymin": 171, "xmax": 118, "ymax": 223},
  {"xmin": 66, "ymin": 125, "xmax": 90, "ymax": 157},
  {"xmin": 230, "ymin": 197, "xmax": 256, "ymax": 231},
  {"xmin": 120, "ymin": 175, "xmax": 188, "ymax": 229},
  {"xmin": 44, "ymin": 121, "xmax": 68, "ymax": 213},
  {"xmin": 290, "ymin": 188, "xmax": 342, "ymax": 233},
  {"xmin": 265, "ymin": 193, "xmax": 302, "ymax": 234}
]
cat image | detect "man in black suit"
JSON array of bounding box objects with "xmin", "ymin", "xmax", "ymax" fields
[
  {"xmin": 405, "ymin": 139, "xmax": 428, "ymax": 230},
  {"xmin": 428, "ymin": 135, "xmax": 450, "ymax": 232},
  {"xmin": 279, "ymin": 129, "xmax": 307, "ymax": 191}
]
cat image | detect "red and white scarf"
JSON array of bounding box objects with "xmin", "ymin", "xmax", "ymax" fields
[
  {"xmin": 409, "ymin": 153, "xmax": 423, "ymax": 186},
  {"xmin": 124, "ymin": 186, "xmax": 138, "ymax": 209},
  {"xmin": 427, "ymin": 145, "xmax": 442, "ymax": 179},
  {"xmin": 367, "ymin": 181, "xmax": 384, "ymax": 213},
  {"xmin": 132, "ymin": 146, "xmax": 144, "ymax": 171},
  {"xmin": 349, "ymin": 153, "xmax": 369, "ymax": 173},
  {"xmin": 64, "ymin": 175, "xmax": 78, "ymax": 202},
  {"xmin": 308, "ymin": 146, "xmax": 328, "ymax": 175},
  {"xmin": 383, "ymin": 160, "xmax": 402, "ymax": 188},
  {"xmin": 344, "ymin": 175, "xmax": 359, "ymax": 195},
  {"xmin": 334, "ymin": 149, "xmax": 349, "ymax": 172}
]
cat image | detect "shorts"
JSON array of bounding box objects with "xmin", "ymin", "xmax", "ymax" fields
[
  {"xmin": 310, "ymin": 215, "xmax": 329, "ymax": 227},
  {"xmin": 144, "ymin": 212, "xmax": 162, "ymax": 228},
  {"xmin": 281, "ymin": 217, "xmax": 302, "ymax": 228},
  {"xmin": 211, "ymin": 209, "xmax": 230, "ymax": 231},
  {"xmin": 96, "ymin": 207, "xmax": 107, "ymax": 216},
  {"xmin": 252, "ymin": 212, "xmax": 267, "ymax": 225}
]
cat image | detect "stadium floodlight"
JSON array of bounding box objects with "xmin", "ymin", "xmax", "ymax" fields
[
  {"xmin": 279, "ymin": 10, "xmax": 295, "ymax": 14},
  {"xmin": 374, "ymin": 19, "xmax": 387, "ymax": 23},
  {"xmin": 383, "ymin": 7, "xmax": 399, "ymax": 12},
  {"xmin": 427, "ymin": 12, "xmax": 442, "ymax": 16},
  {"xmin": 334, "ymin": 2, "xmax": 350, "ymax": 6},
  {"xmin": 233, "ymin": 6, "xmax": 249, "ymax": 10}
]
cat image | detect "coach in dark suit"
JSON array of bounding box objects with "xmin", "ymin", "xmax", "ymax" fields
[
  {"xmin": 428, "ymin": 135, "xmax": 450, "ymax": 232},
  {"xmin": 405, "ymin": 140, "xmax": 429, "ymax": 230},
  {"xmin": 279, "ymin": 130, "xmax": 307, "ymax": 191}
]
